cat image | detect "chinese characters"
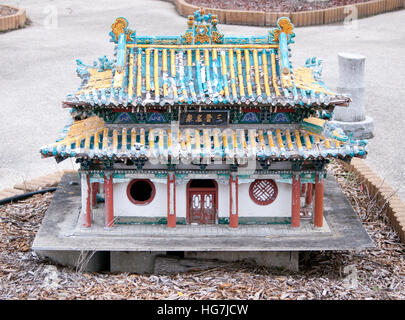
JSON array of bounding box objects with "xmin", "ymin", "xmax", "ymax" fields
[{"xmin": 180, "ymin": 112, "xmax": 228, "ymax": 126}]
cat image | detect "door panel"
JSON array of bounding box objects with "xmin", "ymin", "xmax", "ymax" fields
[
  {"xmin": 189, "ymin": 192, "xmax": 202, "ymax": 224},
  {"xmin": 189, "ymin": 190, "xmax": 216, "ymax": 224},
  {"xmin": 202, "ymin": 192, "xmax": 215, "ymax": 224}
]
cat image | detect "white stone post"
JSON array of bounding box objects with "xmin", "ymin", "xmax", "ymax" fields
[{"xmin": 332, "ymin": 53, "xmax": 374, "ymax": 139}]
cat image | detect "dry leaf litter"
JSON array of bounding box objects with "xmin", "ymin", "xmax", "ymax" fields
[
  {"xmin": 185, "ymin": 0, "xmax": 371, "ymax": 13},
  {"xmin": 0, "ymin": 160, "xmax": 404, "ymax": 300}
]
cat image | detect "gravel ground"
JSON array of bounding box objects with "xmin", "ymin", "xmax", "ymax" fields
[
  {"xmin": 0, "ymin": 161, "xmax": 404, "ymax": 300},
  {"xmin": 185, "ymin": 0, "xmax": 371, "ymax": 12}
]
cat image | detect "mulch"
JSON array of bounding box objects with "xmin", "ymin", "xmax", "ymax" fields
[
  {"xmin": 185, "ymin": 0, "xmax": 371, "ymax": 12},
  {"xmin": 0, "ymin": 5, "xmax": 17, "ymax": 17},
  {"xmin": 0, "ymin": 160, "xmax": 404, "ymax": 299}
]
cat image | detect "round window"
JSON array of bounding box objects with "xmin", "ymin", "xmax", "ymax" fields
[
  {"xmin": 249, "ymin": 179, "xmax": 278, "ymax": 205},
  {"xmin": 127, "ymin": 179, "xmax": 156, "ymax": 205}
]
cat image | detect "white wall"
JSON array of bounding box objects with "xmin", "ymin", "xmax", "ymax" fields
[
  {"xmin": 238, "ymin": 182, "xmax": 291, "ymax": 217},
  {"xmin": 113, "ymin": 179, "xmax": 291, "ymax": 219},
  {"xmin": 175, "ymin": 183, "xmax": 187, "ymax": 219},
  {"xmin": 113, "ymin": 181, "xmax": 166, "ymax": 218}
]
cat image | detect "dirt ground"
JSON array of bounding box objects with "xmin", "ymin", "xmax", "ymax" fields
[
  {"xmin": 0, "ymin": 160, "xmax": 404, "ymax": 300},
  {"xmin": 185, "ymin": 0, "xmax": 371, "ymax": 12}
]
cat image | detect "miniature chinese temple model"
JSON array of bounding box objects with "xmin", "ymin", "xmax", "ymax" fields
[{"xmin": 40, "ymin": 11, "xmax": 368, "ymax": 230}]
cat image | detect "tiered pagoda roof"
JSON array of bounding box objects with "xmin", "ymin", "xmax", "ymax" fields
[{"xmin": 41, "ymin": 11, "xmax": 368, "ymax": 165}]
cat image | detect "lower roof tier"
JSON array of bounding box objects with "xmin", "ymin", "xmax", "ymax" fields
[{"xmin": 40, "ymin": 116, "xmax": 367, "ymax": 163}]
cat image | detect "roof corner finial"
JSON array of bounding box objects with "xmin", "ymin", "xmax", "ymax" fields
[
  {"xmin": 277, "ymin": 17, "xmax": 294, "ymax": 36},
  {"xmin": 268, "ymin": 17, "xmax": 295, "ymax": 44},
  {"xmin": 110, "ymin": 17, "xmax": 136, "ymax": 43}
]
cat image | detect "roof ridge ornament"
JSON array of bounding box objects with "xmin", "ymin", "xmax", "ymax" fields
[
  {"xmin": 269, "ymin": 17, "xmax": 295, "ymax": 44},
  {"xmin": 181, "ymin": 9, "xmax": 224, "ymax": 45},
  {"xmin": 110, "ymin": 17, "xmax": 136, "ymax": 43}
]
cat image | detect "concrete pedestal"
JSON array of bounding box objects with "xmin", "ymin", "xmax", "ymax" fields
[{"xmin": 332, "ymin": 52, "xmax": 374, "ymax": 140}]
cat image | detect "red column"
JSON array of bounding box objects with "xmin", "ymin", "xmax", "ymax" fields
[
  {"xmin": 167, "ymin": 173, "xmax": 176, "ymax": 228},
  {"xmin": 305, "ymin": 183, "xmax": 313, "ymax": 206},
  {"xmin": 301, "ymin": 183, "xmax": 307, "ymax": 196},
  {"xmin": 229, "ymin": 174, "xmax": 239, "ymax": 228},
  {"xmin": 91, "ymin": 182, "xmax": 99, "ymax": 208},
  {"xmin": 314, "ymin": 173, "xmax": 324, "ymax": 227},
  {"xmin": 291, "ymin": 173, "xmax": 301, "ymax": 227},
  {"xmin": 83, "ymin": 174, "xmax": 92, "ymax": 227},
  {"xmin": 104, "ymin": 173, "xmax": 114, "ymax": 228}
]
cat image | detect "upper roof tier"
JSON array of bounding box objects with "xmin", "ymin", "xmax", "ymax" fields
[{"xmin": 64, "ymin": 10, "xmax": 350, "ymax": 109}]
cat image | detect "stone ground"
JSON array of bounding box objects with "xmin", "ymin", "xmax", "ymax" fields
[{"xmin": 0, "ymin": 0, "xmax": 404, "ymax": 200}]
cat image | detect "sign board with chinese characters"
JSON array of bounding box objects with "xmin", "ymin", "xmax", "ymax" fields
[{"xmin": 180, "ymin": 111, "xmax": 229, "ymax": 126}]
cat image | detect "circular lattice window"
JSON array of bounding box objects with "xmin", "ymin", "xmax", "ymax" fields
[{"xmin": 249, "ymin": 179, "xmax": 278, "ymax": 205}]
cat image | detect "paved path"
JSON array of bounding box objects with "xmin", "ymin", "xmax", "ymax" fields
[{"xmin": 1, "ymin": 0, "xmax": 404, "ymax": 200}]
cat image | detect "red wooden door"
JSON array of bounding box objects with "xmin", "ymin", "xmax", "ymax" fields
[{"xmin": 189, "ymin": 190, "xmax": 216, "ymax": 224}]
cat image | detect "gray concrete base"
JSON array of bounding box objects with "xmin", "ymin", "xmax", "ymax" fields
[
  {"xmin": 330, "ymin": 115, "xmax": 374, "ymax": 140},
  {"xmin": 184, "ymin": 251, "xmax": 299, "ymax": 271},
  {"xmin": 35, "ymin": 250, "xmax": 298, "ymax": 272},
  {"xmin": 110, "ymin": 251, "xmax": 165, "ymax": 273}
]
